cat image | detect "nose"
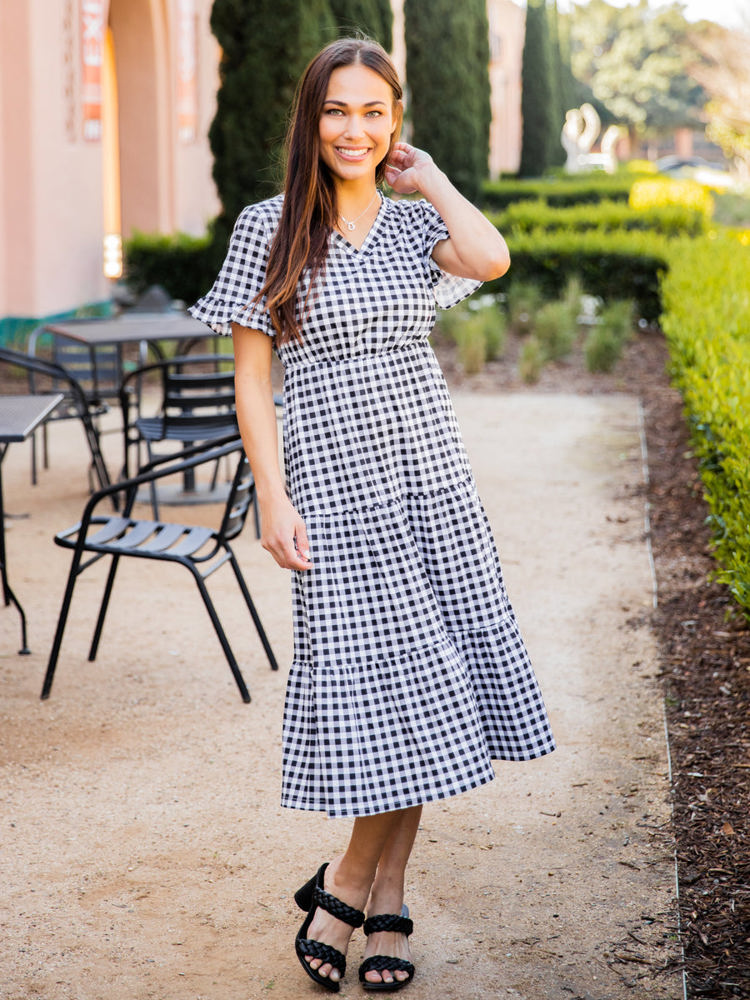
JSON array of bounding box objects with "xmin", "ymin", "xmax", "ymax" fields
[{"xmin": 343, "ymin": 114, "xmax": 365, "ymax": 139}]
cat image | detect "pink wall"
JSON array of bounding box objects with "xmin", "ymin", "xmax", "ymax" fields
[{"xmin": 0, "ymin": 0, "xmax": 219, "ymax": 321}]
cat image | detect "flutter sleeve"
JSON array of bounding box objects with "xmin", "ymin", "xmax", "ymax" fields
[
  {"xmin": 417, "ymin": 200, "xmax": 483, "ymax": 310},
  {"xmin": 188, "ymin": 201, "xmax": 276, "ymax": 337}
]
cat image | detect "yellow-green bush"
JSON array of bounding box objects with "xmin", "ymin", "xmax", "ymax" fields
[
  {"xmin": 661, "ymin": 233, "xmax": 750, "ymax": 614},
  {"xmin": 630, "ymin": 177, "xmax": 714, "ymax": 218}
]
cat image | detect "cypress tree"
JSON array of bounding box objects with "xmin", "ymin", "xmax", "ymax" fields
[
  {"xmin": 519, "ymin": 0, "xmax": 554, "ymax": 177},
  {"xmin": 208, "ymin": 0, "xmax": 336, "ymax": 253},
  {"xmin": 404, "ymin": 0, "xmax": 491, "ymax": 202},
  {"xmin": 547, "ymin": 0, "xmax": 568, "ymax": 167},
  {"xmin": 328, "ymin": 0, "xmax": 393, "ymax": 50}
]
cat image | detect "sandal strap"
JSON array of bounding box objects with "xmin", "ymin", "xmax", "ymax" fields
[
  {"xmin": 359, "ymin": 955, "xmax": 415, "ymax": 977},
  {"xmin": 297, "ymin": 937, "xmax": 348, "ymax": 974},
  {"xmin": 313, "ymin": 885, "xmax": 365, "ymax": 928},
  {"xmin": 363, "ymin": 913, "xmax": 413, "ymax": 936}
]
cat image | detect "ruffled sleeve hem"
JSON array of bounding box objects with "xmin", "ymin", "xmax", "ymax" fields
[
  {"xmin": 419, "ymin": 200, "xmax": 483, "ymax": 309},
  {"xmin": 188, "ymin": 197, "xmax": 282, "ymax": 338},
  {"xmin": 187, "ymin": 296, "xmax": 274, "ymax": 338}
]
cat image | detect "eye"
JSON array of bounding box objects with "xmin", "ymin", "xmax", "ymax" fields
[
  {"xmin": 365, "ymin": 110, "xmax": 383, "ymax": 118},
  {"xmin": 324, "ymin": 107, "xmax": 344, "ymax": 116}
]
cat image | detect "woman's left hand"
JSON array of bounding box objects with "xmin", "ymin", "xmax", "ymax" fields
[{"xmin": 384, "ymin": 142, "xmax": 436, "ymax": 195}]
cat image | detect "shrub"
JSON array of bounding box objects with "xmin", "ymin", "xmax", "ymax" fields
[
  {"xmin": 438, "ymin": 296, "xmax": 507, "ymax": 374},
  {"xmin": 660, "ymin": 233, "xmax": 750, "ymax": 616},
  {"xmin": 534, "ymin": 299, "xmax": 577, "ymax": 361},
  {"xmin": 491, "ymin": 198, "xmax": 707, "ymax": 237},
  {"xmin": 506, "ymin": 281, "xmax": 543, "ymax": 335},
  {"xmin": 481, "ymin": 174, "xmax": 639, "ymax": 211},
  {"xmin": 488, "ymin": 229, "xmax": 668, "ymax": 322},
  {"xmin": 454, "ymin": 316, "xmax": 487, "ymax": 374},
  {"xmin": 123, "ymin": 230, "xmax": 216, "ymax": 305},
  {"xmin": 519, "ymin": 336, "xmax": 544, "ymax": 383},
  {"xmin": 584, "ymin": 300, "xmax": 634, "ymax": 373},
  {"xmin": 629, "ymin": 177, "xmax": 714, "ymax": 218}
]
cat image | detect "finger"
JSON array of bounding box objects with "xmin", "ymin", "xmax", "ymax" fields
[{"xmin": 294, "ymin": 523, "xmax": 312, "ymax": 564}]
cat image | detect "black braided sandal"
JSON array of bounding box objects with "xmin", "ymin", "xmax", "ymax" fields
[
  {"xmin": 358, "ymin": 905, "xmax": 415, "ymax": 992},
  {"xmin": 294, "ymin": 862, "xmax": 365, "ymax": 993}
]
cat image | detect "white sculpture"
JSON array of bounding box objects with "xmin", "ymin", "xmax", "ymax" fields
[{"xmin": 561, "ymin": 104, "xmax": 622, "ymax": 173}]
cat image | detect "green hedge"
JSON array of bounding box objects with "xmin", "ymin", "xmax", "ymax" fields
[
  {"xmin": 480, "ymin": 174, "xmax": 641, "ymax": 210},
  {"xmin": 660, "ymin": 233, "xmax": 750, "ymax": 616},
  {"xmin": 123, "ymin": 231, "xmax": 218, "ymax": 306},
  {"xmin": 489, "ymin": 199, "xmax": 707, "ymax": 237},
  {"xmin": 488, "ymin": 229, "xmax": 669, "ymax": 321}
]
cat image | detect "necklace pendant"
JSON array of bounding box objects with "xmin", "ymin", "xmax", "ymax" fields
[{"xmin": 346, "ymin": 221, "xmax": 356, "ymax": 231}]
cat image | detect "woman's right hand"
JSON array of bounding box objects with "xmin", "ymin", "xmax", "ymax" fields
[{"xmin": 259, "ymin": 494, "xmax": 312, "ymax": 571}]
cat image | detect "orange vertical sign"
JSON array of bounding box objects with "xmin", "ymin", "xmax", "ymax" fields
[
  {"xmin": 177, "ymin": 0, "xmax": 198, "ymax": 142},
  {"xmin": 80, "ymin": 0, "xmax": 105, "ymax": 141}
]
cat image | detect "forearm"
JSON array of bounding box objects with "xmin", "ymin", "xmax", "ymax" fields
[
  {"xmin": 235, "ymin": 371, "xmax": 285, "ymax": 505},
  {"xmin": 418, "ymin": 164, "xmax": 509, "ymax": 280}
]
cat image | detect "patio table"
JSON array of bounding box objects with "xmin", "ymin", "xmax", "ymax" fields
[
  {"xmin": 1, "ymin": 394, "xmax": 64, "ymax": 653},
  {"xmin": 27, "ymin": 313, "xmax": 217, "ymax": 383}
]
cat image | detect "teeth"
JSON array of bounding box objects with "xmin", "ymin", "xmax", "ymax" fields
[{"xmin": 337, "ymin": 147, "xmax": 368, "ymax": 157}]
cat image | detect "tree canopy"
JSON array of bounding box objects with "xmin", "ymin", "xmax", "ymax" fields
[
  {"xmin": 519, "ymin": 0, "xmax": 554, "ymax": 177},
  {"xmin": 565, "ymin": 0, "xmax": 706, "ymax": 135}
]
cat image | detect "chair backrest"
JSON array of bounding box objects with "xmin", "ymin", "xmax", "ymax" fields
[
  {"xmin": 218, "ymin": 451, "xmax": 255, "ymax": 544},
  {"xmin": 52, "ymin": 339, "xmax": 121, "ymax": 403},
  {"xmin": 159, "ymin": 356, "xmax": 237, "ymax": 436},
  {"xmin": 0, "ymin": 347, "xmax": 88, "ymax": 417}
]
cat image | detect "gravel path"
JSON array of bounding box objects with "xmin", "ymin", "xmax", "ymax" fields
[{"xmin": 0, "ymin": 392, "xmax": 681, "ymax": 999}]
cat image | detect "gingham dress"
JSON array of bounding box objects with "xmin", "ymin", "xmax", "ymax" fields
[{"xmin": 190, "ymin": 193, "xmax": 555, "ymax": 817}]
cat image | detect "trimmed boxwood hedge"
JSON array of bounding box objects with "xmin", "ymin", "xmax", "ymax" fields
[
  {"xmin": 660, "ymin": 233, "xmax": 750, "ymax": 616},
  {"xmin": 123, "ymin": 230, "xmax": 218, "ymax": 306},
  {"xmin": 490, "ymin": 199, "xmax": 707, "ymax": 237},
  {"xmin": 487, "ymin": 229, "xmax": 669, "ymax": 321},
  {"xmin": 480, "ymin": 174, "xmax": 640, "ymax": 211}
]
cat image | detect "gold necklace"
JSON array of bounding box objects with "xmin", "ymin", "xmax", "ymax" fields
[{"xmin": 339, "ymin": 191, "xmax": 380, "ymax": 232}]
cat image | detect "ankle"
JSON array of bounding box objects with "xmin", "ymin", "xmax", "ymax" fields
[
  {"xmin": 367, "ymin": 876, "xmax": 405, "ymax": 916},
  {"xmin": 327, "ymin": 856, "xmax": 374, "ymax": 907}
]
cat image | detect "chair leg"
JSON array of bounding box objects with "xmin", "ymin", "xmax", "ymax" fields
[
  {"xmin": 41, "ymin": 547, "xmax": 84, "ymax": 699},
  {"xmin": 88, "ymin": 555, "xmax": 120, "ymax": 661},
  {"xmin": 145, "ymin": 443, "xmax": 160, "ymax": 520},
  {"xmin": 189, "ymin": 569, "xmax": 252, "ymax": 703},
  {"xmin": 227, "ymin": 550, "xmax": 279, "ymax": 672}
]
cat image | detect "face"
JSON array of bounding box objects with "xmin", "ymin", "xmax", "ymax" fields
[{"xmin": 318, "ymin": 63, "xmax": 400, "ymax": 185}]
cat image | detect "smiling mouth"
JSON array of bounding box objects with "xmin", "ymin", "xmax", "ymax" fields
[{"xmin": 335, "ymin": 147, "xmax": 371, "ymax": 160}]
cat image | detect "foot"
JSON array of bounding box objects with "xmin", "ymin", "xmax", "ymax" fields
[
  {"xmin": 304, "ymin": 858, "xmax": 371, "ymax": 985},
  {"xmin": 361, "ymin": 891, "xmax": 413, "ymax": 987}
]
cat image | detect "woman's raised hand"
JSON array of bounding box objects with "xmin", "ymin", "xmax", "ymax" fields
[
  {"xmin": 259, "ymin": 495, "xmax": 312, "ymax": 571},
  {"xmin": 384, "ymin": 142, "xmax": 436, "ymax": 195}
]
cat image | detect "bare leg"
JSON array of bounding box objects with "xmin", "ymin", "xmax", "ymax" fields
[
  {"xmin": 303, "ymin": 808, "xmax": 416, "ymax": 984},
  {"xmin": 362, "ymin": 805, "xmax": 422, "ymax": 985}
]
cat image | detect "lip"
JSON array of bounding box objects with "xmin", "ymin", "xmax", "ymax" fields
[{"xmin": 335, "ymin": 146, "xmax": 372, "ymax": 161}]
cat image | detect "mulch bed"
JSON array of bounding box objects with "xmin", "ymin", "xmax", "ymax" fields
[{"xmin": 437, "ymin": 323, "xmax": 750, "ymax": 998}]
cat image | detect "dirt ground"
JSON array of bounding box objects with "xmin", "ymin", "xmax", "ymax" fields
[{"xmin": 0, "ymin": 326, "xmax": 734, "ymax": 1000}]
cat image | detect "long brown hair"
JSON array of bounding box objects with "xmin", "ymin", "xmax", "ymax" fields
[{"xmin": 258, "ymin": 38, "xmax": 403, "ymax": 344}]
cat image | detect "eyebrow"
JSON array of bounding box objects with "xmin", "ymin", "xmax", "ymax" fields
[{"xmin": 323, "ymin": 99, "xmax": 388, "ymax": 108}]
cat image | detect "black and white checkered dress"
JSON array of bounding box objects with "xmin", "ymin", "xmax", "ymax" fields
[{"xmin": 190, "ymin": 194, "xmax": 555, "ymax": 817}]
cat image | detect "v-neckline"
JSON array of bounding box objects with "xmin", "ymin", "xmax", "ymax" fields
[{"xmin": 332, "ymin": 194, "xmax": 387, "ymax": 255}]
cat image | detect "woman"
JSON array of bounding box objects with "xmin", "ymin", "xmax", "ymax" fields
[{"xmin": 190, "ymin": 37, "xmax": 555, "ymax": 994}]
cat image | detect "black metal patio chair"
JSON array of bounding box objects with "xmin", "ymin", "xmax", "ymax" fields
[
  {"xmin": 120, "ymin": 354, "xmax": 238, "ymax": 518},
  {"xmin": 0, "ymin": 346, "xmax": 113, "ymax": 500},
  {"xmin": 40, "ymin": 435, "xmax": 278, "ymax": 704}
]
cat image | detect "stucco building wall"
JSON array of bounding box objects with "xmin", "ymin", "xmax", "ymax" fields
[{"xmin": 0, "ymin": 0, "xmax": 219, "ymax": 322}]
